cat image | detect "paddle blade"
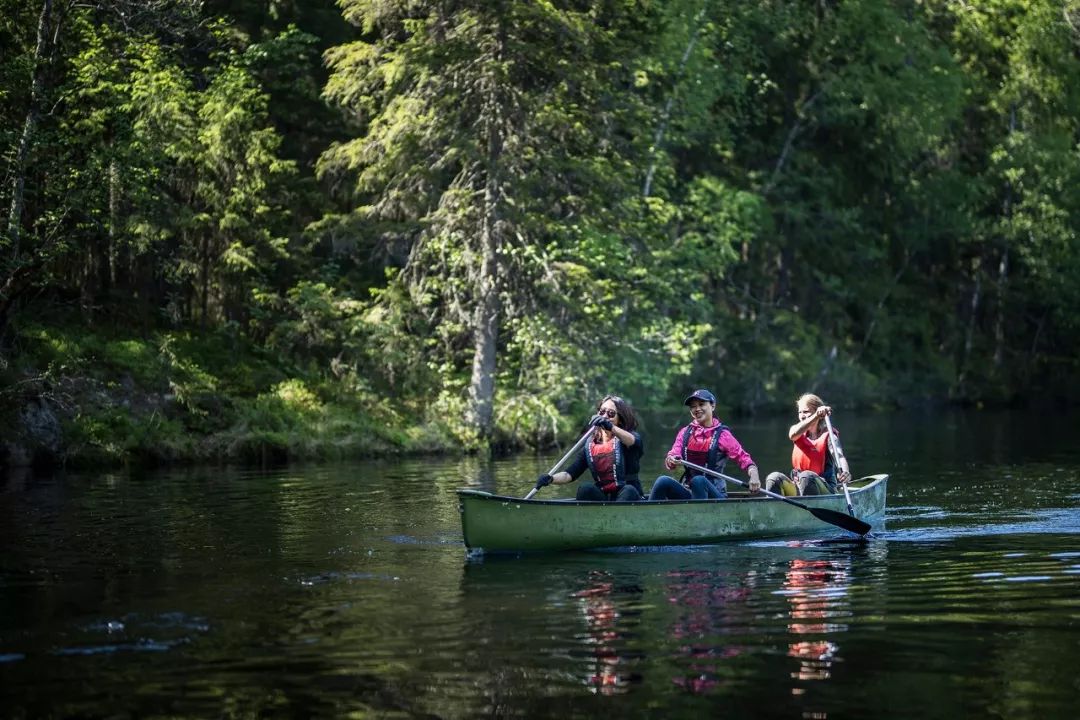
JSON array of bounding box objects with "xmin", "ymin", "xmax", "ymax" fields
[{"xmin": 809, "ymin": 506, "xmax": 872, "ymax": 536}]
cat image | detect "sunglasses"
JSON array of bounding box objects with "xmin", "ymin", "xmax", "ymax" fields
[{"xmin": 596, "ymin": 408, "xmax": 618, "ymax": 418}]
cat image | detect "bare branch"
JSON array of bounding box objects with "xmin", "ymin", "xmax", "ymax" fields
[
  {"xmin": 643, "ymin": 2, "xmax": 709, "ymax": 198},
  {"xmin": 762, "ymin": 88, "xmax": 822, "ymax": 197}
]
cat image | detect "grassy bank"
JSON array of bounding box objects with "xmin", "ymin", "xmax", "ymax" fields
[{"xmin": 0, "ymin": 321, "xmax": 463, "ymax": 469}]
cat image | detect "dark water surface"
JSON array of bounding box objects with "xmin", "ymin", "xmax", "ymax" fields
[{"xmin": 2, "ymin": 409, "xmax": 1078, "ymax": 718}]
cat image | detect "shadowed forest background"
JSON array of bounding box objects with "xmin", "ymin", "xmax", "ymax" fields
[{"xmin": 3, "ymin": 0, "xmax": 1080, "ymax": 466}]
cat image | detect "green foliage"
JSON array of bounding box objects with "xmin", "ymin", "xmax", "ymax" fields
[
  {"xmin": 65, "ymin": 406, "xmax": 189, "ymax": 467},
  {"xmin": 6, "ymin": 0, "xmax": 1080, "ymax": 467},
  {"xmin": 5, "ymin": 312, "xmax": 440, "ymax": 465},
  {"xmin": 252, "ymin": 281, "xmax": 362, "ymax": 359}
]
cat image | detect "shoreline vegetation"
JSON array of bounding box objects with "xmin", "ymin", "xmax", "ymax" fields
[
  {"xmin": 0, "ymin": 317, "xmax": 1044, "ymax": 472},
  {"xmin": 4, "ymin": 2, "xmax": 1080, "ymax": 470},
  {"xmin": 1, "ymin": 321, "xmax": 464, "ymax": 470}
]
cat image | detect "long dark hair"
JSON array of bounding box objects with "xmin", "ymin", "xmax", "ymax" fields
[{"xmin": 595, "ymin": 394, "xmax": 638, "ymax": 432}]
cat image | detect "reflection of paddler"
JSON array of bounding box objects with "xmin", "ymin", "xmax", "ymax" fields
[
  {"xmin": 573, "ymin": 572, "xmax": 641, "ymax": 694},
  {"xmin": 664, "ymin": 569, "xmax": 754, "ymax": 693},
  {"xmin": 785, "ymin": 558, "xmax": 847, "ymax": 633},
  {"xmin": 788, "ymin": 640, "xmax": 838, "ymax": 681},
  {"xmin": 575, "ymin": 580, "xmax": 618, "ymax": 645},
  {"xmin": 781, "ymin": 558, "xmax": 849, "ymax": 684}
]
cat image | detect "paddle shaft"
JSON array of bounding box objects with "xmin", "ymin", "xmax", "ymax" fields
[
  {"xmin": 523, "ymin": 426, "xmax": 595, "ymax": 500},
  {"xmin": 677, "ymin": 458, "xmax": 872, "ymax": 536},
  {"xmin": 823, "ymin": 414, "xmax": 855, "ymax": 517},
  {"xmin": 678, "ymin": 459, "xmax": 808, "ymax": 507}
]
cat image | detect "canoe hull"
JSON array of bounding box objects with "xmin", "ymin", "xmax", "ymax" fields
[{"xmin": 457, "ymin": 474, "xmax": 888, "ymax": 552}]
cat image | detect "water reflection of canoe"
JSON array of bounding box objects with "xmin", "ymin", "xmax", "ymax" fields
[{"xmin": 456, "ymin": 474, "xmax": 888, "ymax": 553}]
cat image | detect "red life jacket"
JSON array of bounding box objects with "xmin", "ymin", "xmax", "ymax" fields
[
  {"xmin": 791, "ymin": 429, "xmax": 837, "ymax": 484},
  {"xmin": 585, "ymin": 436, "xmax": 621, "ymax": 492}
]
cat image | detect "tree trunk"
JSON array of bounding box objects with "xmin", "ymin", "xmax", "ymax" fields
[
  {"xmin": 993, "ymin": 104, "xmax": 1017, "ymax": 371},
  {"xmin": 81, "ymin": 154, "xmax": 117, "ymax": 323},
  {"xmin": 468, "ymin": 202, "xmax": 499, "ymax": 439},
  {"xmin": 467, "ymin": 46, "xmax": 506, "ymax": 440},
  {"xmin": 468, "ymin": 136, "xmax": 502, "ymax": 440},
  {"xmin": 108, "ymin": 157, "xmax": 120, "ymax": 289},
  {"xmin": 199, "ymin": 235, "xmax": 210, "ymax": 328},
  {"xmin": 956, "ymin": 255, "xmax": 982, "ymax": 392},
  {"xmin": 6, "ymin": 0, "xmax": 54, "ymax": 255},
  {"xmin": 992, "ymin": 247, "xmax": 1008, "ymax": 369}
]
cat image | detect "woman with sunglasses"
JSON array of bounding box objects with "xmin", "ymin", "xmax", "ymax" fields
[
  {"xmin": 533, "ymin": 395, "xmax": 644, "ymax": 501},
  {"xmin": 764, "ymin": 393, "xmax": 851, "ymax": 496},
  {"xmin": 648, "ymin": 389, "xmax": 761, "ymax": 500}
]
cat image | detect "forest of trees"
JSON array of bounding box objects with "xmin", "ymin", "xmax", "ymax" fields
[{"xmin": 2, "ymin": 0, "xmax": 1080, "ymax": 464}]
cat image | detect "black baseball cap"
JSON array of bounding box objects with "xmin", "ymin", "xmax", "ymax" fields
[{"xmin": 684, "ymin": 389, "xmax": 716, "ymax": 405}]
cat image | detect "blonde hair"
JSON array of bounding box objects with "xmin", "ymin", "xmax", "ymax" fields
[{"xmin": 797, "ymin": 392, "xmax": 824, "ymax": 410}]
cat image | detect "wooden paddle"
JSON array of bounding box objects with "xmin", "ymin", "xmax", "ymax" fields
[
  {"xmin": 523, "ymin": 425, "xmax": 596, "ymax": 499},
  {"xmin": 677, "ymin": 458, "xmax": 871, "ymax": 536},
  {"xmin": 823, "ymin": 413, "xmax": 856, "ymax": 518}
]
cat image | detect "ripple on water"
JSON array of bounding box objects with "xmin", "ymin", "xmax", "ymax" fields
[
  {"xmin": 296, "ymin": 571, "xmax": 400, "ymax": 586},
  {"xmin": 384, "ymin": 534, "xmax": 463, "ymax": 546},
  {"xmin": 858, "ymin": 541, "xmax": 1080, "ymax": 631},
  {"xmin": 887, "ymin": 505, "xmax": 949, "ymax": 520},
  {"xmin": 45, "ymin": 611, "xmax": 212, "ymax": 659},
  {"xmin": 53, "ymin": 639, "xmax": 181, "ymax": 656},
  {"xmin": 883, "ymin": 506, "xmax": 1080, "ymax": 542}
]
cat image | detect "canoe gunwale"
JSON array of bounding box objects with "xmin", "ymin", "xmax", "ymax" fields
[{"xmin": 457, "ymin": 474, "xmax": 888, "ymax": 507}]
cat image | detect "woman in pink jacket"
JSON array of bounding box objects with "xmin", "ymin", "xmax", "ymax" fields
[{"xmin": 648, "ymin": 389, "xmax": 761, "ymax": 500}]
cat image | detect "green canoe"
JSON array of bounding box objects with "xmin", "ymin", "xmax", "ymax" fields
[{"xmin": 457, "ymin": 474, "xmax": 888, "ymax": 552}]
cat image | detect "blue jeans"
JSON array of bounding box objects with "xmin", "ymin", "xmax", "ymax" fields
[{"xmin": 648, "ymin": 474, "xmax": 726, "ymax": 500}]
